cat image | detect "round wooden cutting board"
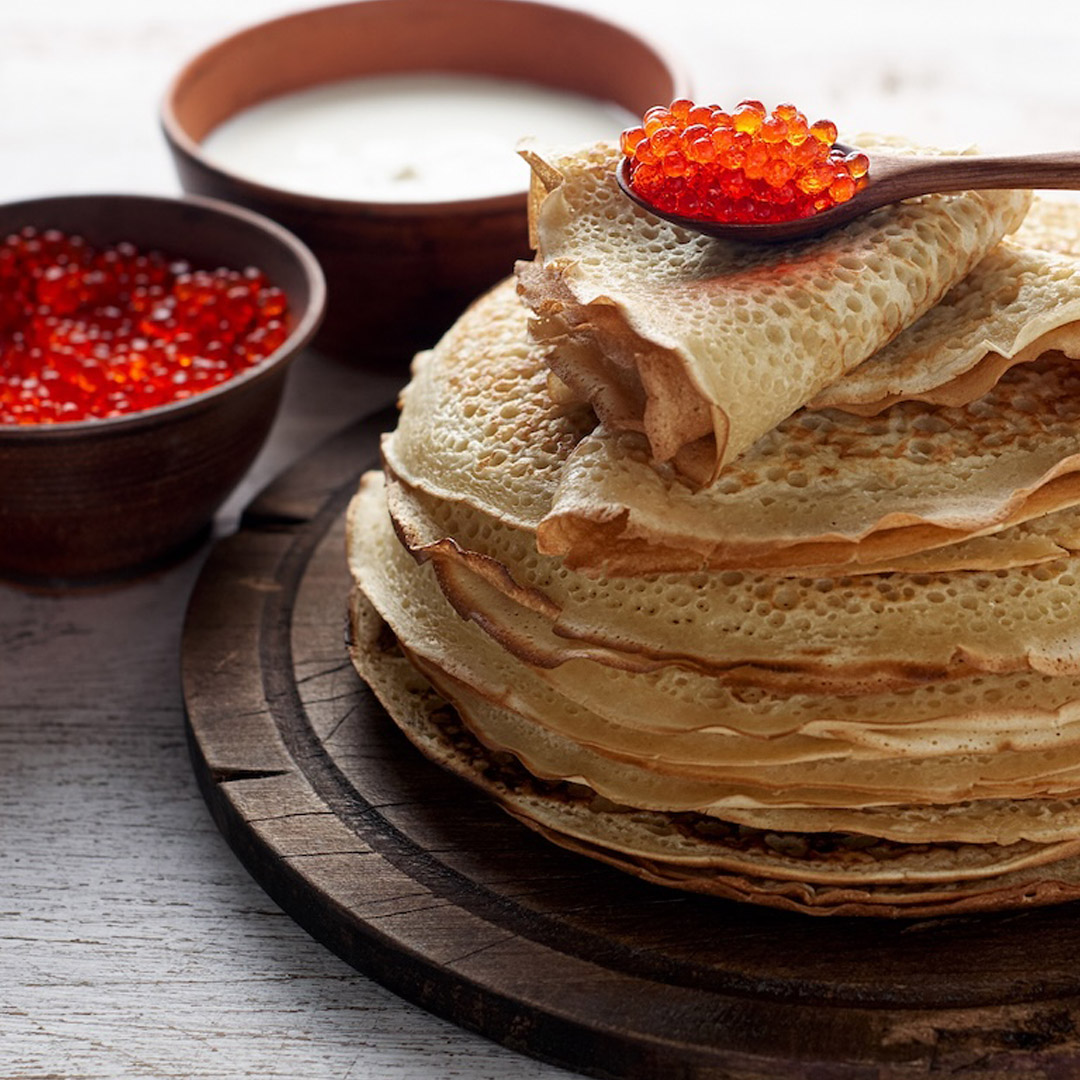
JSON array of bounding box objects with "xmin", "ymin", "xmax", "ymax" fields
[{"xmin": 183, "ymin": 413, "xmax": 1080, "ymax": 1079}]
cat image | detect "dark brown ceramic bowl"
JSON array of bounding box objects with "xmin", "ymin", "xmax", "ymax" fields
[
  {"xmin": 161, "ymin": 0, "xmax": 685, "ymax": 365},
  {"xmin": 0, "ymin": 193, "xmax": 325, "ymax": 585}
]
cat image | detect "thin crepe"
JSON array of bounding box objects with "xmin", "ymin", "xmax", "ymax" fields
[
  {"xmin": 386, "ymin": 435, "xmax": 1080, "ymax": 694},
  {"xmin": 347, "ymin": 573, "xmax": 1080, "ymax": 915},
  {"xmin": 812, "ymin": 203, "xmax": 1080, "ymax": 414},
  {"xmin": 518, "ymin": 139, "xmax": 1031, "ymax": 481},
  {"xmin": 375, "ymin": 470, "xmax": 1080, "ymax": 750},
  {"xmin": 384, "ymin": 280, "xmax": 1080, "ymax": 579},
  {"xmin": 355, "ymin": 476, "xmax": 1080, "ymax": 815},
  {"xmin": 540, "ymin": 356, "xmax": 1080, "ymax": 576}
]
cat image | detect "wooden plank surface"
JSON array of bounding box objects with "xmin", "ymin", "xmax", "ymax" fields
[{"xmin": 5, "ymin": 2, "xmax": 1080, "ymax": 1078}]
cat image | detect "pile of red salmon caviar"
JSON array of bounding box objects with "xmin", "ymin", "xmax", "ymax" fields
[
  {"xmin": 0, "ymin": 227, "xmax": 289, "ymax": 425},
  {"xmin": 620, "ymin": 99, "xmax": 870, "ymax": 225}
]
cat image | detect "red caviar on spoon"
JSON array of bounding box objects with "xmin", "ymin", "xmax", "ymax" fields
[
  {"xmin": 618, "ymin": 98, "xmax": 1080, "ymax": 243},
  {"xmin": 620, "ymin": 98, "xmax": 869, "ymax": 225}
]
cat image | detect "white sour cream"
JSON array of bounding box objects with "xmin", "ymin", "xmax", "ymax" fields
[{"xmin": 201, "ymin": 72, "xmax": 635, "ymax": 202}]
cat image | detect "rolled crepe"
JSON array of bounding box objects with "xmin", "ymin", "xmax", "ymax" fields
[
  {"xmin": 384, "ymin": 280, "xmax": 1080, "ymax": 579},
  {"xmin": 517, "ymin": 140, "xmax": 1030, "ymax": 482},
  {"xmin": 811, "ymin": 201, "xmax": 1080, "ymax": 414}
]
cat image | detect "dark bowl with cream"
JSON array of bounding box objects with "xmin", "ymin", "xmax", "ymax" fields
[{"xmin": 161, "ymin": 0, "xmax": 685, "ymax": 365}]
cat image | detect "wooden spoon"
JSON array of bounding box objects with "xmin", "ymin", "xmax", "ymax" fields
[{"xmin": 615, "ymin": 149, "xmax": 1080, "ymax": 243}]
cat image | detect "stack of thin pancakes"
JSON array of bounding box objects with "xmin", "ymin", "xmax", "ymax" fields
[{"xmin": 347, "ymin": 137, "xmax": 1080, "ymax": 916}]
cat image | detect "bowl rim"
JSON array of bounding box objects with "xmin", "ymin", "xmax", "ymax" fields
[
  {"xmin": 0, "ymin": 191, "xmax": 327, "ymax": 440},
  {"xmin": 159, "ymin": 0, "xmax": 689, "ymax": 217}
]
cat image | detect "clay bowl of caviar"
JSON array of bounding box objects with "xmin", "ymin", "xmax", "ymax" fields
[
  {"xmin": 161, "ymin": 0, "xmax": 684, "ymax": 366},
  {"xmin": 0, "ymin": 193, "xmax": 325, "ymax": 586}
]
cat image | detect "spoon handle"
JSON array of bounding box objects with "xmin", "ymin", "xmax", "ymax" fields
[{"xmin": 870, "ymin": 151, "xmax": 1080, "ymax": 203}]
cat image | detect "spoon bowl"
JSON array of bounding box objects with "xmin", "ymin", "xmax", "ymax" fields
[{"xmin": 616, "ymin": 148, "xmax": 1080, "ymax": 243}]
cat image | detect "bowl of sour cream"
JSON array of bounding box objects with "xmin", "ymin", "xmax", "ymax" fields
[{"xmin": 161, "ymin": 0, "xmax": 684, "ymax": 366}]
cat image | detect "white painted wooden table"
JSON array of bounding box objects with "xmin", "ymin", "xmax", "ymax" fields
[{"xmin": 4, "ymin": 2, "xmax": 1080, "ymax": 1077}]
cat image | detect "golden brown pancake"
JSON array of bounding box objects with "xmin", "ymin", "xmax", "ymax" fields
[
  {"xmin": 517, "ymin": 139, "xmax": 1031, "ymax": 481},
  {"xmin": 353, "ymin": 144, "xmax": 1080, "ymax": 916},
  {"xmin": 811, "ymin": 202, "xmax": 1080, "ymax": 414},
  {"xmin": 385, "ymin": 280, "xmax": 1080, "ymax": 580},
  {"xmin": 347, "ymin": 566, "xmax": 1080, "ymax": 917},
  {"xmin": 353, "ymin": 476, "xmax": 1080, "ymax": 814}
]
